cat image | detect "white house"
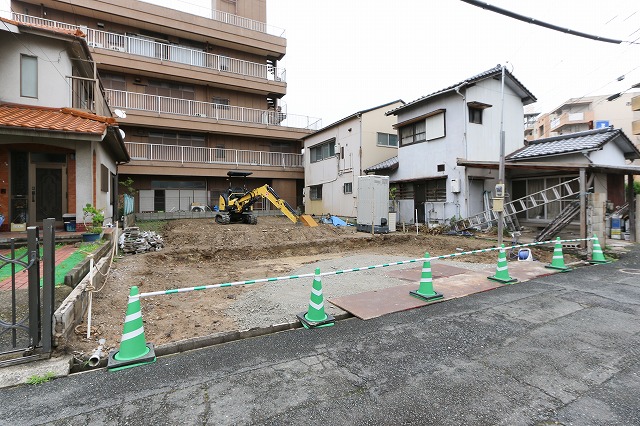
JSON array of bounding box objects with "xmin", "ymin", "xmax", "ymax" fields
[
  {"xmin": 302, "ymin": 100, "xmax": 403, "ymax": 217},
  {"xmin": 0, "ymin": 17, "xmax": 128, "ymax": 231},
  {"xmin": 385, "ymin": 65, "xmax": 536, "ymax": 225}
]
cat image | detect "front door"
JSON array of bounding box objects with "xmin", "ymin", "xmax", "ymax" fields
[
  {"xmin": 27, "ymin": 153, "xmax": 67, "ymax": 226},
  {"xmin": 35, "ymin": 168, "xmax": 63, "ymax": 221}
]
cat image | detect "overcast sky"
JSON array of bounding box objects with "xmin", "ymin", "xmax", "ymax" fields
[{"xmin": 266, "ymin": 0, "xmax": 640, "ymax": 126}]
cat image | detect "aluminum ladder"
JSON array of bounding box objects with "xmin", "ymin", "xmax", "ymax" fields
[{"xmin": 453, "ymin": 177, "xmax": 580, "ymax": 232}]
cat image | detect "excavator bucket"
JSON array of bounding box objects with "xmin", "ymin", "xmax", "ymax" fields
[{"xmin": 298, "ymin": 214, "xmax": 318, "ymax": 227}]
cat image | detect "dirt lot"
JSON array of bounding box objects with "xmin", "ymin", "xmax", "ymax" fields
[{"xmin": 60, "ymin": 216, "xmax": 569, "ymax": 359}]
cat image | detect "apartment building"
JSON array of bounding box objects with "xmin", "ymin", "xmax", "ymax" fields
[
  {"xmin": 9, "ymin": 0, "xmax": 320, "ymax": 214},
  {"xmin": 533, "ymin": 94, "xmax": 639, "ymax": 147}
]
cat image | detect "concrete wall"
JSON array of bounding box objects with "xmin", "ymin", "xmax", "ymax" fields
[{"xmin": 0, "ymin": 31, "xmax": 73, "ymax": 107}]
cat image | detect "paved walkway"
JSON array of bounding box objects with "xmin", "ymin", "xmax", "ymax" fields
[{"xmin": 0, "ymin": 245, "xmax": 78, "ymax": 290}]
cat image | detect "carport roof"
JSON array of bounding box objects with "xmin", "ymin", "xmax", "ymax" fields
[{"xmin": 507, "ymin": 127, "xmax": 640, "ymax": 161}]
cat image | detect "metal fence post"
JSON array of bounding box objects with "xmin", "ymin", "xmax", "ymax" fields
[
  {"xmin": 41, "ymin": 218, "xmax": 56, "ymax": 353},
  {"xmin": 27, "ymin": 226, "xmax": 40, "ymax": 350}
]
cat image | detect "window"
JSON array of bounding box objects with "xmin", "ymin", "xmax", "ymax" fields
[
  {"xmin": 437, "ymin": 164, "xmax": 445, "ymax": 172},
  {"xmin": 101, "ymin": 164, "xmax": 109, "ymax": 192},
  {"xmin": 310, "ymin": 185, "xmax": 322, "ymax": 200},
  {"xmin": 212, "ymin": 97, "xmax": 230, "ymax": 108},
  {"xmin": 343, "ymin": 182, "xmax": 352, "ymax": 194},
  {"xmin": 425, "ymin": 178, "xmax": 446, "ymax": 202},
  {"xmin": 215, "ymin": 145, "xmax": 226, "ymax": 159},
  {"xmin": 468, "ymin": 106, "xmax": 483, "ymax": 124},
  {"xmin": 148, "ymin": 132, "xmax": 205, "ymax": 147},
  {"xmin": 400, "ymin": 121, "xmax": 426, "ymax": 146},
  {"xmin": 377, "ymin": 132, "xmax": 398, "ymax": 147},
  {"xmin": 309, "ymin": 138, "xmax": 336, "ymax": 163},
  {"xmin": 399, "ymin": 111, "xmax": 445, "ymax": 146},
  {"xmin": 21, "ymin": 55, "xmax": 38, "ymax": 98}
]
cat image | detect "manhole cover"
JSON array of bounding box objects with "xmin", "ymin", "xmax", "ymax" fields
[{"xmin": 619, "ymin": 269, "xmax": 640, "ymax": 275}]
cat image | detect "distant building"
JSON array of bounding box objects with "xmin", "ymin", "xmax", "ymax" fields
[
  {"xmin": 9, "ymin": 0, "xmax": 320, "ymax": 214},
  {"xmin": 533, "ymin": 94, "xmax": 639, "ymax": 149},
  {"xmin": 302, "ymin": 100, "xmax": 404, "ymax": 217}
]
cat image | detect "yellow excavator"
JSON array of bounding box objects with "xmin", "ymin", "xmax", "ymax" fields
[{"xmin": 215, "ymin": 171, "xmax": 317, "ymax": 226}]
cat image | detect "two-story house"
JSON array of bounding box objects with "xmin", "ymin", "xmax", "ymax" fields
[
  {"xmin": 8, "ymin": 0, "xmax": 320, "ymax": 214},
  {"xmin": 0, "ymin": 17, "xmax": 128, "ymax": 231},
  {"xmin": 386, "ymin": 65, "xmax": 536, "ymax": 225},
  {"xmin": 302, "ymin": 100, "xmax": 403, "ymax": 217}
]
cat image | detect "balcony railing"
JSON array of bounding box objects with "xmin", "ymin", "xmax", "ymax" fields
[
  {"xmin": 11, "ymin": 13, "xmax": 286, "ymax": 82},
  {"xmin": 105, "ymin": 89, "xmax": 322, "ymax": 130},
  {"xmin": 550, "ymin": 111, "xmax": 594, "ymax": 132},
  {"xmin": 139, "ymin": 0, "xmax": 286, "ymax": 37},
  {"xmin": 125, "ymin": 142, "xmax": 303, "ymax": 168}
]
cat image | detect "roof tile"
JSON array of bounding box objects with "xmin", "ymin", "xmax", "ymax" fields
[{"xmin": 0, "ymin": 104, "xmax": 112, "ymax": 134}]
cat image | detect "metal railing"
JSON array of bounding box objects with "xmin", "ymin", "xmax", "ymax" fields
[
  {"xmin": 106, "ymin": 89, "xmax": 322, "ymax": 130},
  {"xmin": 11, "ymin": 13, "xmax": 286, "ymax": 82},
  {"xmin": 125, "ymin": 142, "xmax": 304, "ymax": 168}
]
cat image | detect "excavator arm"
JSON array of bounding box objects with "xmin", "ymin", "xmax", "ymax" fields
[{"xmin": 219, "ymin": 184, "xmax": 317, "ymax": 226}]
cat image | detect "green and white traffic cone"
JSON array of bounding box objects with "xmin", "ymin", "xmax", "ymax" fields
[
  {"xmin": 108, "ymin": 286, "xmax": 156, "ymax": 371},
  {"xmin": 297, "ymin": 268, "xmax": 335, "ymax": 329},
  {"xmin": 590, "ymin": 234, "xmax": 611, "ymax": 264},
  {"xmin": 545, "ymin": 237, "xmax": 572, "ymax": 272},
  {"xmin": 410, "ymin": 252, "xmax": 443, "ymax": 302},
  {"xmin": 488, "ymin": 244, "xmax": 517, "ymax": 284}
]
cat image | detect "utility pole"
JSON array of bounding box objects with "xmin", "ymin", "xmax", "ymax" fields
[{"xmin": 496, "ymin": 64, "xmax": 506, "ymax": 246}]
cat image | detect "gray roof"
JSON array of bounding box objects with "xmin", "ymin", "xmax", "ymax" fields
[
  {"xmin": 302, "ymin": 100, "xmax": 404, "ymax": 138},
  {"xmin": 507, "ymin": 127, "xmax": 640, "ymax": 161},
  {"xmin": 364, "ymin": 156, "xmax": 398, "ymax": 173},
  {"xmin": 386, "ymin": 65, "xmax": 537, "ymax": 116}
]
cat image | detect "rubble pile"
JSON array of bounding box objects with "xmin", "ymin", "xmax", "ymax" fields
[{"xmin": 119, "ymin": 227, "xmax": 164, "ymax": 254}]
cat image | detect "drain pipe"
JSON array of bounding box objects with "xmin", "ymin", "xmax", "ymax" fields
[
  {"xmin": 88, "ymin": 338, "xmax": 106, "ymax": 367},
  {"xmin": 86, "ymin": 254, "xmax": 95, "ymax": 339}
]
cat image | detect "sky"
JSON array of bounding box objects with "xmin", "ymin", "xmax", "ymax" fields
[
  {"xmin": 5, "ymin": 0, "xmax": 636, "ymax": 127},
  {"xmin": 265, "ymin": 0, "xmax": 640, "ymax": 126}
]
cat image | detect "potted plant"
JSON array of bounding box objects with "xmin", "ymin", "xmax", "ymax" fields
[{"xmin": 82, "ymin": 203, "xmax": 104, "ymax": 242}]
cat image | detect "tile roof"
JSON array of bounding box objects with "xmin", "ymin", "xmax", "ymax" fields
[
  {"xmin": 0, "ymin": 16, "xmax": 85, "ymax": 37},
  {"xmin": 0, "ymin": 104, "xmax": 116, "ymax": 134},
  {"xmin": 386, "ymin": 64, "xmax": 536, "ymax": 115},
  {"xmin": 364, "ymin": 156, "xmax": 398, "ymax": 173},
  {"xmin": 507, "ymin": 127, "xmax": 636, "ymax": 161}
]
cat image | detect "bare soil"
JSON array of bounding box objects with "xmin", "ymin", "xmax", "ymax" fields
[{"xmin": 59, "ymin": 217, "xmax": 570, "ymax": 358}]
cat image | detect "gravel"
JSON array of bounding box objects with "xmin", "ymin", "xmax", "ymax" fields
[{"xmin": 228, "ymin": 253, "xmax": 494, "ymax": 329}]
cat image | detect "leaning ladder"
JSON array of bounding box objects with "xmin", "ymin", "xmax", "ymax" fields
[{"xmin": 453, "ymin": 177, "xmax": 581, "ymax": 232}]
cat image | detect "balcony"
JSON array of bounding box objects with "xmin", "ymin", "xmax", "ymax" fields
[
  {"xmin": 549, "ymin": 111, "xmax": 594, "ymax": 132},
  {"xmin": 105, "ymin": 89, "xmax": 322, "ymax": 130},
  {"xmin": 11, "ymin": 13, "xmax": 286, "ymax": 83},
  {"xmin": 125, "ymin": 142, "xmax": 303, "ymax": 168}
]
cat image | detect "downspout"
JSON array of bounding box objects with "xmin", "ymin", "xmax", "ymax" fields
[{"xmin": 455, "ymin": 83, "xmax": 468, "ymax": 217}]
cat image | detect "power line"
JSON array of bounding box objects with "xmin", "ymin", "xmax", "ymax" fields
[{"xmin": 460, "ymin": 0, "xmax": 624, "ymax": 44}]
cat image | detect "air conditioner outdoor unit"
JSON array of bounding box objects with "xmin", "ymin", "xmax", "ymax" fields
[
  {"xmin": 88, "ymin": 42, "xmax": 103, "ymax": 48},
  {"xmin": 110, "ymin": 46, "xmax": 126, "ymax": 52},
  {"xmin": 193, "ymin": 113, "xmax": 207, "ymax": 118}
]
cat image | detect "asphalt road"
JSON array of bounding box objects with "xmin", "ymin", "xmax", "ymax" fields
[{"xmin": 2, "ymin": 245, "xmax": 639, "ymax": 426}]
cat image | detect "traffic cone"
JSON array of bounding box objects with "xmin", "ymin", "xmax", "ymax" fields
[
  {"xmin": 488, "ymin": 244, "xmax": 517, "ymax": 284},
  {"xmin": 297, "ymin": 268, "xmax": 335, "ymax": 329},
  {"xmin": 590, "ymin": 233, "xmax": 611, "ymax": 264},
  {"xmin": 545, "ymin": 237, "xmax": 572, "ymax": 272},
  {"xmin": 410, "ymin": 252, "xmax": 444, "ymax": 302},
  {"xmin": 107, "ymin": 286, "xmax": 156, "ymax": 371}
]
